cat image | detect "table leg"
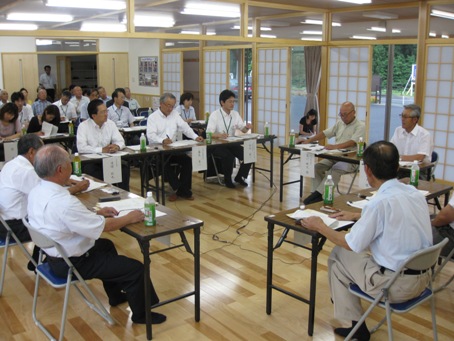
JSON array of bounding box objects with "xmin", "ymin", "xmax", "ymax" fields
[
  {"xmin": 279, "ymin": 149, "xmax": 284, "ymax": 202},
  {"xmin": 160, "ymin": 154, "xmax": 166, "ymax": 205},
  {"xmin": 194, "ymin": 226, "xmax": 200, "ymax": 321},
  {"xmin": 270, "ymin": 138, "xmax": 274, "ymax": 188},
  {"xmin": 266, "ymin": 221, "xmax": 274, "ymax": 314},
  {"xmin": 138, "ymin": 239, "xmax": 152, "ymax": 340}
]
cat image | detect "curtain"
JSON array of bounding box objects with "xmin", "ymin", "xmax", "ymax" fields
[{"xmin": 304, "ymin": 46, "xmax": 321, "ymax": 130}]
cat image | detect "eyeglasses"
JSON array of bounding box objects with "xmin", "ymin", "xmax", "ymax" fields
[
  {"xmin": 338, "ymin": 109, "xmax": 354, "ymax": 117},
  {"xmin": 399, "ymin": 114, "xmax": 414, "ymax": 119},
  {"xmin": 162, "ymin": 102, "xmax": 175, "ymax": 108}
]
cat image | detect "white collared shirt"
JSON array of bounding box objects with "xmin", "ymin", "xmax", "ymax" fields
[
  {"xmin": 53, "ymin": 100, "xmax": 77, "ymax": 120},
  {"xmin": 0, "ymin": 155, "xmax": 40, "ymax": 220},
  {"xmin": 107, "ymin": 105, "xmax": 135, "ymax": 128},
  {"xmin": 18, "ymin": 105, "xmax": 34, "ymax": 125},
  {"xmin": 77, "ymin": 118, "xmax": 125, "ymax": 154},
  {"xmin": 390, "ymin": 124, "xmax": 433, "ymax": 163},
  {"xmin": 207, "ymin": 108, "xmax": 246, "ymax": 136},
  {"xmin": 27, "ymin": 180, "xmax": 104, "ymax": 257},
  {"xmin": 146, "ymin": 108, "xmax": 198, "ymax": 143},
  {"xmin": 70, "ymin": 96, "xmax": 90, "ymax": 115}
]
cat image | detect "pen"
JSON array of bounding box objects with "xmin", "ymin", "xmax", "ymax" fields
[{"xmin": 166, "ymin": 134, "xmax": 170, "ymax": 139}]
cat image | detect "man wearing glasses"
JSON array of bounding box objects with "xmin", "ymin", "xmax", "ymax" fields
[
  {"xmin": 300, "ymin": 101, "xmax": 365, "ymax": 205},
  {"xmin": 390, "ymin": 104, "xmax": 432, "ymax": 163}
]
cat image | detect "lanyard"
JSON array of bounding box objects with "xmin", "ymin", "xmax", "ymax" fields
[
  {"xmin": 182, "ymin": 105, "xmax": 190, "ymax": 120},
  {"xmin": 220, "ymin": 109, "xmax": 232, "ymax": 134},
  {"xmin": 115, "ymin": 107, "xmax": 122, "ymax": 120},
  {"xmin": 60, "ymin": 104, "xmax": 67, "ymax": 116}
]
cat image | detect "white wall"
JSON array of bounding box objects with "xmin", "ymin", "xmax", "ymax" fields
[
  {"xmin": 127, "ymin": 38, "xmax": 160, "ymax": 96},
  {"xmin": 0, "ymin": 37, "xmax": 36, "ymax": 89}
]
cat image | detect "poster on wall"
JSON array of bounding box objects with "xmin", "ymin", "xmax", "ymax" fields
[{"xmin": 138, "ymin": 56, "xmax": 158, "ymax": 87}]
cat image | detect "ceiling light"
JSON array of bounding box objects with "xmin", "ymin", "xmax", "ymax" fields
[
  {"xmin": 367, "ymin": 27, "xmax": 386, "ymax": 32},
  {"xmin": 363, "ymin": 11, "xmax": 398, "ymax": 20},
  {"xmin": 181, "ymin": 30, "xmax": 200, "ymax": 35},
  {"xmin": 80, "ymin": 23, "xmax": 126, "ymax": 32},
  {"xmin": 207, "ymin": 31, "xmax": 216, "ymax": 36},
  {"xmin": 181, "ymin": 3, "xmax": 240, "ymax": 18},
  {"xmin": 301, "ymin": 19, "xmax": 341, "ymax": 27},
  {"xmin": 247, "ymin": 34, "xmax": 276, "ymax": 38},
  {"xmin": 429, "ymin": 32, "xmax": 437, "ymax": 37},
  {"xmin": 122, "ymin": 15, "xmax": 175, "ymax": 28},
  {"xmin": 350, "ymin": 35, "xmax": 376, "ymax": 40},
  {"xmin": 45, "ymin": 0, "xmax": 125, "ymax": 10},
  {"xmin": 442, "ymin": 34, "xmax": 449, "ymax": 39},
  {"xmin": 0, "ymin": 23, "xmax": 38, "ymax": 30},
  {"xmin": 392, "ymin": 29, "xmax": 401, "ymax": 34},
  {"xmin": 301, "ymin": 30, "xmax": 322, "ymax": 35},
  {"xmin": 7, "ymin": 13, "xmax": 73, "ymax": 22},
  {"xmin": 338, "ymin": 0, "xmax": 371, "ymax": 4},
  {"xmin": 301, "ymin": 37, "xmax": 322, "ymax": 41},
  {"xmin": 165, "ymin": 42, "xmax": 175, "ymax": 47},
  {"xmin": 231, "ymin": 25, "xmax": 271, "ymax": 31},
  {"xmin": 431, "ymin": 9, "xmax": 454, "ymax": 20},
  {"xmin": 36, "ymin": 39, "xmax": 53, "ymax": 46}
]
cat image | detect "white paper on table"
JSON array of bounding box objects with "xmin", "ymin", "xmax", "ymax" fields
[
  {"xmin": 347, "ymin": 199, "xmax": 369, "ymax": 210},
  {"xmin": 41, "ymin": 121, "xmax": 59, "ymax": 137},
  {"xmin": 222, "ymin": 136, "xmax": 243, "ymax": 141},
  {"xmin": 83, "ymin": 153, "xmax": 108, "ymax": 159},
  {"xmin": 102, "ymin": 156, "xmax": 122, "ymax": 184},
  {"xmin": 287, "ymin": 209, "xmax": 354, "ymax": 230},
  {"xmin": 239, "ymin": 133, "xmax": 260, "ymax": 139},
  {"xmin": 358, "ymin": 160, "xmax": 370, "ymax": 189},
  {"xmin": 96, "ymin": 198, "xmax": 166, "ymax": 218},
  {"xmin": 243, "ymin": 139, "xmax": 257, "ymax": 164},
  {"xmin": 419, "ymin": 190, "xmax": 430, "ymax": 196},
  {"xmin": 192, "ymin": 145, "xmax": 207, "ymax": 172},
  {"xmin": 169, "ymin": 140, "xmax": 200, "ymax": 147},
  {"xmin": 192, "ymin": 120, "xmax": 206, "ymax": 124},
  {"xmin": 122, "ymin": 126, "xmax": 146, "ymax": 132},
  {"xmin": 70, "ymin": 175, "xmax": 107, "ymax": 192},
  {"xmin": 299, "ymin": 150, "xmax": 315, "ymax": 178},
  {"xmin": 295, "ymin": 144, "xmax": 325, "ymax": 153},
  {"xmin": 104, "ymin": 151, "xmax": 129, "ymax": 157},
  {"xmin": 399, "ymin": 160, "xmax": 422, "ymax": 167},
  {"xmin": 4, "ymin": 140, "xmax": 18, "ymax": 161}
]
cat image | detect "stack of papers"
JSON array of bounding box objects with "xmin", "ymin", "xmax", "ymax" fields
[
  {"xmin": 70, "ymin": 175, "xmax": 107, "ymax": 192},
  {"xmin": 122, "ymin": 126, "xmax": 146, "ymax": 132},
  {"xmin": 399, "ymin": 161, "xmax": 422, "ymax": 167},
  {"xmin": 294, "ymin": 144, "xmax": 325, "ymax": 153},
  {"xmin": 169, "ymin": 140, "xmax": 200, "ymax": 147},
  {"xmin": 287, "ymin": 209, "xmax": 354, "ymax": 230},
  {"xmin": 96, "ymin": 197, "xmax": 167, "ymax": 218},
  {"xmin": 347, "ymin": 199, "xmax": 369, "ymax": 210}
]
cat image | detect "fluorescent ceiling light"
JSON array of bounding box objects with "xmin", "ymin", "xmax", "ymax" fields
[
  {"xmin": 45, "ymin": 0, "xmax": 125, "ymax": 10},
  {"xmin": 363, "ymin": 11, "xmax": 398, "ymax": 20},
  {"xmin": 392, "ymin": 29, "xmax": 401, "ymax": 34},
  {"xmin": 36, "ymin": 39, "xmax": 53, "ymax": 46},
  {"xmin": 181, "ymin": 30, "xmax": 200, "ymax": 35},
  {"xmin": 338, "ymin": 0, "xmax": 371, "ymax": 4},
  {"xmin": 165, "ymin": 42, "xmax": 175, "ymax": 47},
  {"xmin": 207, "ymin": 31, "xmax": 216, "ymax": 36},
  {"xmin": 367, "ymin": 27, "xmax": 386, "ymax": 32},
  {"xmin": 122, "ymin": 15, "xmax": 175, "ymax": 28},
  {"xmin": 301, "ymin": 30, "xmax": 322, "ymax": 35},
  {"xmin": 0, "ymin": 23, "xmax": 37, "ymax": 30},
  {"xmin": 301, "ymin": 37, "xmax": 322, "ymax": 41},
  {"xmin": 429, "ymin": 32, "xmax": 437, "ymax": 37},
  {"xmin": 181, "ymin": 3, "xmax": 240, "ymax": 18},
  {"xmin": 7, "ymin": 13, "xmax": 73, "ymax": 22},
  {"xmin": 231, "ymin": 25, "xmax": 271, "ymax": 31},
  {"xmin": 350, "ymin": 35, "xmax": 376, "ymax": 40},
  {"xmin": 442, "ymin": 34, "xmax": 449, "ymax": 39},
  {"xmin": 247, "ymin": 34, "xmax": 276, "ymax": 38},
  {"xmin": 301, "ymin": 19, "xmax": 341, "ymax": 27},
  {"xmin": 81, "ymin": 23, "xmax": 126, "ymax": 32},
  {"xmin": 431, "ymin": 9, "xmax": 454, "ymax": 20}
]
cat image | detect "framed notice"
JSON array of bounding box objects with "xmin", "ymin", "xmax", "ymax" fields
[{"xmin": 138, "ymin": 56, "xmax": 158, "ymax": 87}]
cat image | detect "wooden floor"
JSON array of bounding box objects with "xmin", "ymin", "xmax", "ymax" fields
[{"xmin": 1, "ymin": 150, "xmax": 454, "ymax": 340}]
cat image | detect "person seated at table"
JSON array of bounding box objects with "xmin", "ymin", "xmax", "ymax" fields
[
  {"xmin": 107, "ymin": 89, "xmax": 135, "ymax": 128},
  {"xmin": 77, "ymin": 99, "xmax": 131, "ymax": 191},
  {"xmin": 12, "ymin": 91, "xmax": 34, "ymax": 129},
  {"xmin": 147, "ymin": 93, "xmax": 204, "ymax": 202},
  {"xmin": 0, "ymin": 102, "xmax": 21, "ymax": 142},
  {"xmin": 176, "ymin": 92, "xmax": 197, "ymax": 123},
  {"xmin": 32, "ymin": 88, "xmax": 51, "ymax": 117},
  {"xmin": 299, "ymin": 108, "xmax": 317, "ymax": 137},
  {"xmin": 390, "ymin": 104, "xmax": 432, "ymax": 163},
  {"xmin": 27, "ymin": 144, "xmax": 166, "ymax": 325},
  {"xmin": 206, "ymin": 89, "xmax": 253, "ymax": 188},
  {"xmin": 431, "ymin": 194, "xmax": 454, "ymax": 259},
  {"xmin": 0, "ymin": 134, "xmax": 89, "ymax": 271},
  {"xmin": 124, "ymin": 87, "xmax": 140, "ymax": 115},
  {"xmin": 54, "ymin": 90, "xmax": 77, "ymax": 122},
  {"xmin": 300, "ymin": 141, "xmax": 432, "ymax": 341},
  {"xmin": 300, "ymin": 101, "xmax": 365, "ymax": 205},
  {"xmin": 106, "ymin": 88, "xmax": 129, "ymax": 109},
  {"xmin": 27, "ymin": 104, "xmax": 61, "ymax": 135},
  {"xmin": 80, "ymin": 88, "xmax": 99, "ymax": 122}
]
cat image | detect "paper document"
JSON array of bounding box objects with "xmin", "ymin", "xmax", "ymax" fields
[
  {"xmin": 399, "ymin": 161, "xmax": 422, "ymax": 167},
  {"xmin": 122, "ymin": 126, "xmax": 146, "ymax": 132},
  {"xmin": 287, "ymin": 209, "xmax": 354, "ymax": 230},
  {"xmin": 347, "ymin": 199, "xmax": 369, "ymax": 210},
  {"xmin": 70, "ymin": 175, "xmax": 107, "ymax": 192},
  {"xmin": 41, "ymin": 121, "xmax": 59, "ymax": 137},
  {"xmin": 295, "ymin": 144, "xmax": 325, "ymax": 153},
  {"xmin": 104, "ymin": 151, "xmax": 129, "ymax": 157},
  {"xmin": 222, "ymin": 136, "xmax": 243, "ymax": 141},
  {"xmin": 169, "ymin": 140, "xmax": 200, "ymax": 147},
  {"xmin": 238, "ymin": 133, "xmax": 260, "ymax": 139},
  {"xmin": 83, "ymin": 153, "xmax": 108, "ymax": 159},
  {"xmin": 96, "ymin": 198, "xmax": 166, "ymax": 218}
]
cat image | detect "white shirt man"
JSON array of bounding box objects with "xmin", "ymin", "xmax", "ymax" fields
[
  {"xmin": 70, "ymin": 86, "xmax": 89, "ymax": 117},
  {"xmin": 54, "ymin": 92, "xmax": 77, "ymax": 122},
  {"xmin": 107, "ymin": 90, "xmax": 135, "ymax": 128},
  {"xmin": 124, "ymin": 87, "xmax": 140, "ymax": 113},
  {"xmin": 390, "ymin": 104, "xmax": 433, "ymax": 163}
]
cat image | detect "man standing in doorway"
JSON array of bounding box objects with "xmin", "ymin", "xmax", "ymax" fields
[{"xmin": 39, "ymin": 65, "xmax": 57, "ymax": 102}]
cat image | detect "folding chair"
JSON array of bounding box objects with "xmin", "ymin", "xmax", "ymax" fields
[
  {"xmin": 432, "ymin": 229, "xmax": 454, "ymax": 293},
  {"xmin": 345, "ymin": 238, "xmax": 448, "ymax": 341},
  {"xmin": 336, "ymin": 164, "xmax": 359, "ymax": 195},
  {"xmin": 204, "ymin": 154, "xmax": 224, "ymax": 185},
  {"xmin": 22, "ymin": 218, "xmax": 114, "ymax": 341},
  {"xmin": 0, "ymin": 216, "xmax": 37, "ymax": 296},
  {"xmin": 136, "ymin": 107, "xmax": 152, "ymax": 117}
]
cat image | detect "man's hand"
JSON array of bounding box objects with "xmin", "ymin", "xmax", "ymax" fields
[
  {"xmin": 214, "ymin": 132, "xmax": 228, "ymax": 139},
  {"xmin": 299, "ymin": 216, "xmax": 326, "ymax": 232},
  {"xmin": 195, "ymin": 136, "xmax": 204, "ymax": 142},
  {"xmin": 69, "ymin": 179, "xmax": 90, "ymax": 193},
  {"xmin": 330, "ymin": 210, "xmax": 360, "ymax": 221},
  {"xmin": 324, "ymin": 144, "xmax": 336, "ymax": 150},
  {"xmin": 125, "ymin": 210, "xmax": 145, "ymax": 223},
  {"xmin": 102, "ymin": 144, "xmax": 120, "ymax": 153},
  {"xmin": 97, "ymin": 207, "xmax": 119, "ymax": 217},
  {"xmin": 245, "ymin": 122, "xmax": 252, "ymax": 130},
  {"xmin": 162, "ymin": 138, "xmax": 172, "ymax": 145}
]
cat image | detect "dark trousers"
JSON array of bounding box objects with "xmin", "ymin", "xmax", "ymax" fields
[
  {"xmin": 46, "ymin": 89, "xmax": 55, "ymax": 102},
  {"xmin": 165, "ymin": 154, "xmax": 193, "ymax": 197},
  {"xmin": 211, "ymin": 145, "xmax": 251, "ymax": 182},
  {"xmin": 1, "ymin": 219, "xmax": 40, "ymax": 266},
  {"xmin": 433, "ymin": 225, "xmax": 454, "ymax": 258},
  {"xmin": 48, "ymin": 238, "xmax": 159, "ymax": 322},
  {"xmin": 82, "ymin": 161, "xmax": 130, "ymax": 191}
]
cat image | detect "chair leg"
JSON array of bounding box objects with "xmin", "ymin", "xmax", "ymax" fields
[
  {"xmin": 433, "ymin": 246, "xmax": 454, "ymax": 293},
  {"xmin": 58, "ymin": 271, "xmax": 74, "ymax": 341},
  {"xmin": 0, "ymin": 233, "xmax": 11, "ymax": 296},
  {"xmin": 345, "ymin": 293, "xmax": 384, "ymax": 341},
  {"xmin": 385, "ymin": 302, "xmax": 394, "ymax": 341},
  {"xmin": 73, "ymin": 280, "xmax": 115, "ymax": 325},
  {"xmin": 33, "ymin": 272, "xmax": 56, "ymax": 341},
  {"xmin": 430, "ymin": 295, "xmax": 439, "ymax": 341}
]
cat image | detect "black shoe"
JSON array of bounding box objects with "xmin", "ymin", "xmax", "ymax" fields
[
  {"xmin": 109, "ymin": 293, "xmax": 128, "ymax": 307},
  {"xmin": 133, "ymin": 312, "xmax": 167, "ymax": 324},
  {"xmin": 234, "ymin": 176, "xmax": 248, "ymax": 187},
  {"xmin": 334, "ymin": 321, "xmax": 370, "ymax": 341},
  {"xmin": 225, "ymin": 180, "xmax": 236, "ymax": 188},
  {"xmin": 303, "ymin": 191, "xmax": 323, "ymax": 205}
]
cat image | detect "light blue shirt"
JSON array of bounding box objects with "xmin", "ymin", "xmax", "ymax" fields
[
  {"xmin": 176, "ymin": 105, "xmax": 196, "ymax": 121},
  {"xmin": 346, "ymin": 178, "xmax": 432, "ymax": 271}
]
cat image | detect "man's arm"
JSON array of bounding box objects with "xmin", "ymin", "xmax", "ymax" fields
[
  {"xmin": 325, "ymin": 139, "xmax": 356, "ymax": 150},
  {"xmin": 299, "ymin": 216, "xmax": 352, "ymax": 250},
  {"xmin": 302, "ymin": 131, "xmax": 325, "ymax": 144},
  {"xmin": 99, "ymin": 209, "xmax": 144, "ymax": 232},
  {"xmin": 432, "ymin": 204, "xmax": 454, "ymax": 227},
  {"xmin": 76, "ymin": 123, "xmax": 100, "ymax": 153}
]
